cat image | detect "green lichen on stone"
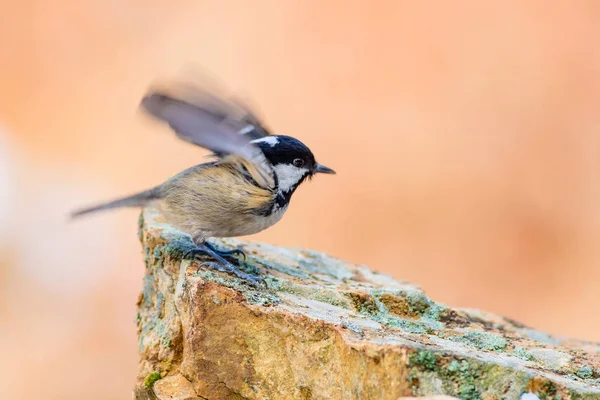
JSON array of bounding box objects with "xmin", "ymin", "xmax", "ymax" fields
[
  {"xmin": 409, "ymin": 350, "xmax": 438, "ymax": 371},
  {"xmin": 160, "ymin": 235, "xmax": 196, "ymax": 259},
  {"xmin": 264, "ymin": 276, "xmax": 284, "ymax": 291},
  {"xmin": 161, "ymin": 336, "xmax": 173, "ymax": 348},
  {"xmin": 192, "ymin": 269, "xmax": 282, "ymax": 307},
  {"xmin": 383, "ymin": 315, "xmax": 443, "ymax": 334},
  {"xmin": 408, "ymin": 356, "xmax": 483, "ymax": 400},
  {"xmin": 155, "ymin": 317, "xmax": 174, "ymax": 349},
  {"xmin": 450, "ymin": 330, "xmax": 507, "ymax": 352},
  {"xmin": 372, "ymin": 288, "xmax": 446, "ymax": 321},
  {"xmin": 153, "ymin": 246, "xmax": 163, "ymax": 261},
  {"xmin": 278, "ymin": 282, "xmax": 351, "ymax": 309},
  {"xmin": 403, "ymin": 290, "xmax": 433, "ymax": 315},
  {"xmin": 345, "ymin": 291, "xmax": 380, "ymax": 315},
  {"xmin": 576, "ymin": 365, "xmax": 594, "ymax": 379},
  {"xmin": 142, "ymin": 274, "xmax": 156, "ymax": 307},
  {"xmin": 384, "ymin": 317, "xmax": 428, "ymax": 334},
  {"xmin": 138, "ymin": 218, "xmax": 144, "ymax": 244},
  {"xmin": 237, "ymin": 259, "xmax": 261, "ymax": 275},
  {"xmin": 424, "ymin": 303, "xmax": 446, "ymax": 320},
  {"xmin": 194, "ymin": 269, "xmax": 259, "ymax": 291},
  {"xmin": 341, "ymin": 320, "xmax": 363, "ymax": 335},
  {"xmin": 371, "ymin": 291, "xmax": 443, "ymax": 333},
  {"xmin": 143, "ymin": 246, "xmax": 153, "ymax": 269},
  {"xmin": 155, "ymin": 292, "xmax": 165, "ymax": 315},
  {"xmin": 536, "ymin": 380, "xmax": 559, "ymax": 400},
  {"xmin": 160, "ymin": 336, "xmax": 173, "ymax": 349},
  {"xmin": 443, "ymin": 359, "xmax": 481, "ymax": 400},
  {"xmin": 513, "ymin": 347, "xmax": 534, "ymax": 361},
  {"xmin": 408, "ymin": 353, "xmax": 534, "ymax": 400},
  {"xmin": 140, "ymin": 311, "xmax": 173, "ymax": 349},
  {"xmin": 346, "ymin": 289, "xmax": 444, "ymax": 334},
  {"xmin": 244, "ymin": 291, "xmax": 281, "ymax": 306},
  {"xmin": 144, "ymin": 372, "xmax": 162, "ymax": 388}
]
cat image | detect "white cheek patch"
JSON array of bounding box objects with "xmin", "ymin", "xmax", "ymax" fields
[
  {"xmin": 273, "ymin": 163, "xmax": 309, "ymax": 192},
  {"xmin": 251, "ymin": 136, "xmax": 279, "ymax": 147}
]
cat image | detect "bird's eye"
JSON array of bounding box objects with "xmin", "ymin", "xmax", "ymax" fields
[{"xmin": 293, "ymin": 158, "xmax": 304, "ymax": 168}]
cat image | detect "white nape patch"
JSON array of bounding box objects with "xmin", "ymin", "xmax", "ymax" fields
[
  {"xmin": 273, "ymin": 163, "xmax": 309, "ymax": 192},
  {"xmin": 251, "ymin": 136, "xmax": 279, "ymax": 147},
  {"xmin": 238, "ymin": 124, "xmax": 255, "ymax": 135},
  {"xmin": 520, "ymin": 393, "xmax": 540, "ymax": 400}
]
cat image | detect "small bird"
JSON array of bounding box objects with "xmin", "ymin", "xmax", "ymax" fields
[{"xmin": 71, "ymin": 81, "xmax": 335, "ymax": 284}]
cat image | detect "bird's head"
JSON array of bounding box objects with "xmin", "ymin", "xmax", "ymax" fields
[{"xmin": 251, "ymin": 135, "xmax": 335, "ymax": 194}]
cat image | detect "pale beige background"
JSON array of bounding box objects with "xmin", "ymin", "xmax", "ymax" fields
[{"xmin": 1, "ymin": 1, "xmax": 600, "ymax": 399}]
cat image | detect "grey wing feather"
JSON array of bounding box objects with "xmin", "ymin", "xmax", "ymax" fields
[
  {"xmin": 140, "ymin": 85, "xmax": 275, "ymax": 189},
  {"xmin": 183, "ymin": 86, "xmax": 271, "ymax": 140}
]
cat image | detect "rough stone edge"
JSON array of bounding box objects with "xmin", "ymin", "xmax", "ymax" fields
[{"xmin": 133, "ymin": 209, "xmax": 600, "ymax": 400}]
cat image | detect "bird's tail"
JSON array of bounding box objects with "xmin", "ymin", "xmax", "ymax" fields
[{"xmin": 70, "ymin": 188, "xmax": 161, "ymax": 218}]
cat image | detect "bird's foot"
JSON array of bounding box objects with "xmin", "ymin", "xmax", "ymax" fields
[
  {"xmin": 185, "ymin": 243, "xmax": 262, "ymax": 286},
  {"xmin": 203, "ymin": 241, "xmax": 247, "ymax": 261},
  {"xmin": 199, "ymin": 261, "xmax": 264, "ymax": 286}
]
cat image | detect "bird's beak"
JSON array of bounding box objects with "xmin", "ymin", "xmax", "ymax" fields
[{"xmin": 314, "ymin": 163, "xmax": 336, "ymax": 174}]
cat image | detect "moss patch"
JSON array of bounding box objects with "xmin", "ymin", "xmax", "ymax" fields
[
  {"xmin": 443, "ymin": 359, "xmax": 481, "ymax": 400},
  {"xmin": 409, "ymin": 350, "xmax": 438, "ymax": 371},
  {"xmin": 450, "ymin": 330, "xmax": 507, "ymax": 352},
  {"xmin": 576, "ymin": 365, "xmax": 594, "ymax": 379},
  {"xmin": 144, "ymin": 372, "xmax": 162, "ymax": 388}
]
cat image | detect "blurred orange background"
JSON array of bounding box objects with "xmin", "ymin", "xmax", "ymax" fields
[{"xmin": 2, "ymin": 1, "xmax": 600, "ymax": 399}]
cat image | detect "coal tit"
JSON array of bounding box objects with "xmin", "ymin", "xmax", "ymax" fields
[{"xmin": 72, "ymin": 81, "xmax": 335, "ymax": 284}]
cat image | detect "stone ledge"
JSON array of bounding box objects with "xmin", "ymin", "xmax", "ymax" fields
[{"xmin": 134, "ymin": 208, "xmax": 600, "ymax": 400}]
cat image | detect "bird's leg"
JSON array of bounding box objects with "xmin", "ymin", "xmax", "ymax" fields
[
  {"xmin": 184, "ymin": 240, "xmax": 261, "ymax": 285},
  {"xmin": 203, "ymin": 241, "xmax": 246, "ymax": 261}
]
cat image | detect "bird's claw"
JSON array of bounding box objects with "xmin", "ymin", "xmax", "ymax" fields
[
  {"xmin": 204, "ymin": 242, "xmax": 247, "ymax": 261},
  {"xmin": 198, "ymin": 261, "xmax": 265, "ymax": 286},
  {"xmin": 183, "ymin": 248, "xmax": 212, "ymax": 260},
  {"xmin": 184, "ymin": 243, "xmax": 262, "ymax": 286}
]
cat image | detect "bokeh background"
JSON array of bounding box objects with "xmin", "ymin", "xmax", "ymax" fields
[{"xmin": 2, "ymin": 1, "xmax": 600, "ymax": 399}]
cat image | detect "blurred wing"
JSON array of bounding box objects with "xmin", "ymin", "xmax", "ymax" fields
[{"xmin": 140, "ymin": 85, "xmax": 275, "ymax": 189}]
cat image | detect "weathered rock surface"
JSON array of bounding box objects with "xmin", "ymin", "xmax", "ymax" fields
[{"xmin": 134, "ymin": 208, "xmax": 600, "ymax": 400}]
